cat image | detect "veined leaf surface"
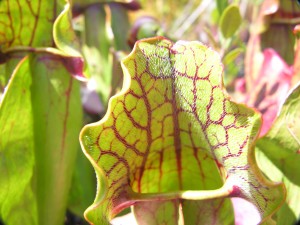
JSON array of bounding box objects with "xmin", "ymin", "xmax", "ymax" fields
[
  {"xmin": 0, "ymin": 0, "xmax": 65, "ymax": 50},
  {"xmin": 256, "ymin": 83, "xmax": 300, "ymax": 225},
  {"xmin": 0, "ymin": 53, "xmax": 83, "ymax": 225},
  {"xmin": 30, "ymin": 53, "xmax": 82, "ymax": 225},
  {"xmin": 0, "ymin": 1, "xmax": 85, "ymax": 224},
  {"xmin": 0, "ymin": 57, "xmax": 36, "ymax": 225},
  {"xmin": 80, "ymin": 37, "xmax": 285, "ymax": 224}
]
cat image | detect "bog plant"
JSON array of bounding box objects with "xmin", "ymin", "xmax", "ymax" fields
[{"xmin": 0, "ymin": 0, "xmax": 300, "ymax": 225}]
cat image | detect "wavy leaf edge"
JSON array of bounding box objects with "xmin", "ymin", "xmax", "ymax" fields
[{"xmin": 79, "ymin": 36, "xmax": 286, "ymax": 224}]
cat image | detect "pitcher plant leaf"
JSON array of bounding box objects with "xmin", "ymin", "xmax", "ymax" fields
[{"xmin": 80, "ymin": 37, "xmax": 285, "ymax": 224}]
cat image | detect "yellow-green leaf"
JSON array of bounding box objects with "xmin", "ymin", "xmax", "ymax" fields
[
  {"xmin": 0, "ymin": 0, "xmax": 65, "ymax": 50},
  {"xmin": 0, "ymin": 53, "xmax": 83, "ymax": 225},
  {"xmin": 0, "ymin": 1, "xmax": 85, "ymax": 225},
  {"xmin": 219, "ymin": 5, "xmax": 242, "ymax": 39},
  {"xmin": 80, "ymin": 37, "xmax": 285, "ymax": 224},
  {"xmin": 53, "ymin": 2, "xmax": 81, "ymax": 57},
  {"xmin": 30, "ymin": 53, "xmax": 82, "ymax": 225},
  {"xmin": 0, "ymin": 57, "xmax": 36, "ymax": 225},
  {"xmin": 256, "ymin": 83, "xmax": 300, "ymax": 225},
  {"xmin": 223, "ymin": 48, "xmax": 244, "ymax": 66}
]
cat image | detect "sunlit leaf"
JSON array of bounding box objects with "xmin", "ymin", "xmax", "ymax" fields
[
  {"xmin": 53, "ymin": 2, "xmax": 87, "ymax": 81},
  {"xmin": 216, "ymin": 0, "xmax": 228, "ymax": 15},
  {"xmin": 0, "ymin": 1, "xmax": 85, "ymax": 224},
  {"xmin": 0, "ymin": 1, "xmax": 86, "ymax": 80},
  {"xmin": 0, "ymin": 0, "xmax": 67, "ymax": 91},
  {"xmin": 30, "ymin": 53, "xmax": 82, "ymax": 225},
  {"xmin": 79, "ymin": 4, "xmax": 112, "ymax": 107},
  {"xmin": 0, "ymin": 0, "xmax": 65, "ymax": 50},
  {"xmin": 80, "ymin": 37, "xmax": 285, "ymax": 225},
  {"xmin": 219, "ymin": 5, "xmax": 242, "ymax": 39},
  {"xmin": 256, "ymin": 83, "xmax": 300, "ymax": 225},
  {"xmin": 53, "ymin": 3, "xmax": 82, "ymax": 57},
  {"xmin": 0, "ymin": 53, "xmax": 83, "ymax": 225},
  {"xmin": 0, "ymin": 55, "xmax": 25, "ymax": 94},
  {"xmin": 0, "ymin": 57, "xmax": 36, "ymax": 225}
]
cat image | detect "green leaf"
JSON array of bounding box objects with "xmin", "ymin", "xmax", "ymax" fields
[
  {"xmin": 68, "ymin": 148, "xmax": 96, "ymax": 218},
  {"xmin": 219, "ymin": 5, "xmax": 242, "ymax": 39},
  {"xmin": 223, "ymin": 48, "xmax": 244, "ymax": 85},
  {"xmin": 0, "ymin": 56, "xmax": 25, "ymax": 93},
  {"xmin": 0, "ymin": 55, "xmax": 83, "ymax": 225},
  {"xmin": 110, "ymin": 3, "xmax": 131, "ymax": 51},
  {"xmin": 0, "ymin": 57, "xmax": 37, "ymax": 225},
  {"xmin": 0, "ymin": 0, "xmax": 66, "ymax": 95},
  {"xmin": 182, "ymin": 199, "xmax": 233, "ymax": 224},
  {"xmin": 0, "ymin": 1, "xmax": 85, "ymax": 225},
  {"xmin": 53, "ymin": 2, "xmax": 82, "ymax": 57},
  {"xmin": 134, "ymin": 199, "xmax": 233, "ymax": 225},
  {"xmin": 30, "ymin": 53, "xmax": 82, "ymax": 225},
  {"xmin": 223, "ymin": 48, "xmax": 244, "ymax": 66},
  {"xmin": 0, "ymin": 1, "xmax": 87, "ymax": 80},
  {"xmin": 82, "ymin": 4, "xmax": 113, "ymax": 106},
  {"xmin": 0, "ymin": 0, "xmax": 65, "ymax": 50},
  {"xmin": 256, "ymin": 83, "xmax": 300, "ymax": 224},
  {"xmin": 133, "ymin": 200, "xmax": 181, "ymax": 225},
  {"xmin": 216, "ymin": 0, "xmax": 229, "ymax": 15},
  {"xmin": 80, "ymin": 37, "xmax": 285, "ymax": 224},
  {"xmin": 53, "ymin": 2, "xmax": 87, "ymax": 81}
]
